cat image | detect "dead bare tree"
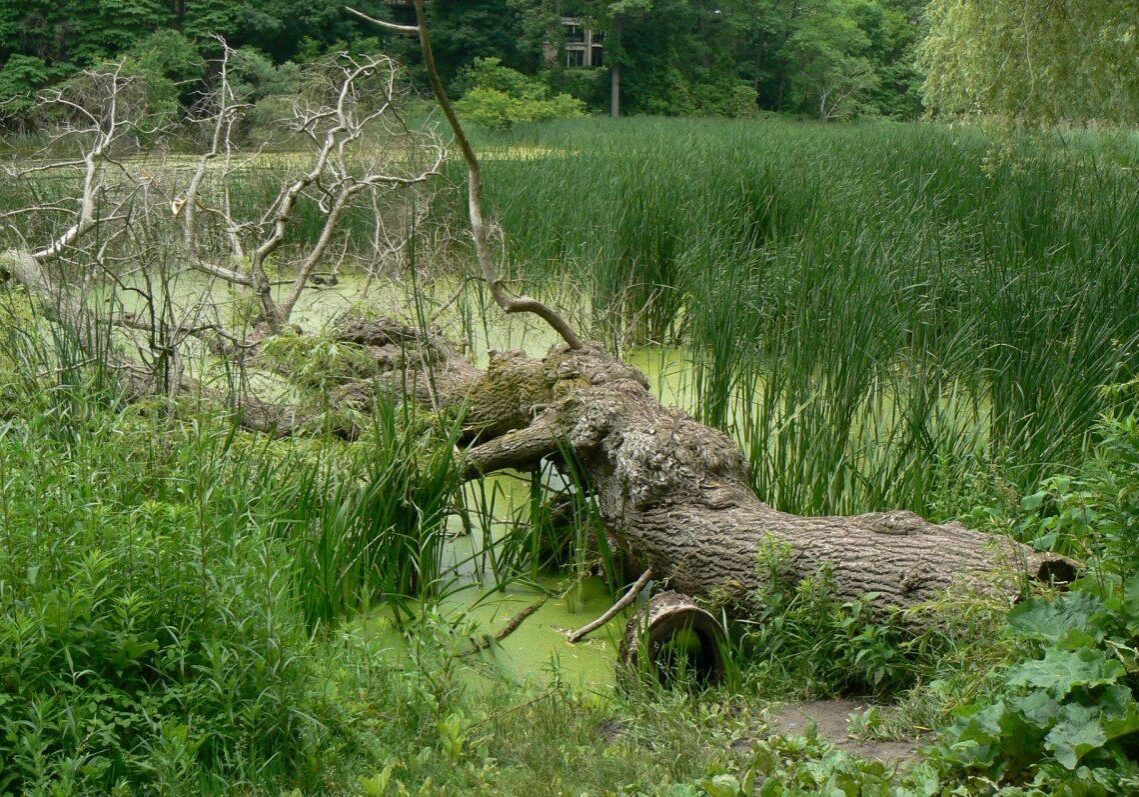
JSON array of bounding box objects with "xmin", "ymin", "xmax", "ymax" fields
[
  {"xmin": 173, "ymin": 43, "xmax": 447, "ymax": 334},
  {"xmin": 1, "ymin": 45, "xmax": 448, "ymax": 399},
  {"xmin": 0, "ymin": 63, "xmax": 181, "ymax": 395},
  {"xmin": 348, "ymin": 1, "xmax": 583, "ymax": 350}
]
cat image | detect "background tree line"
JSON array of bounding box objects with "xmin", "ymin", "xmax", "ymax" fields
[{"xmin": 0, "ymin": 1, "xmax": 1135, "ymax": 128}]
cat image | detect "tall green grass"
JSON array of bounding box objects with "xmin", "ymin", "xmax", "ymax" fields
[
  {"xmin": 289, "ymin": 400, "xmax": 465, "ymax": 630},
  {"xmin": 0, "ymin": 294, "xmax": 468, "ymax": 793},
  {"xmin": 469, "ymin": 118, "xmax": 1139, "ymax": 516},
  {"xmin": 7, "ymin": 117, "xmax": 1135, "ymax": 521}
]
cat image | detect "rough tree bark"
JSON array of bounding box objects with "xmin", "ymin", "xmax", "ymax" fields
[{"xmin": 459, "ymin": 343, "xmax": 1077, "ymax": 628}]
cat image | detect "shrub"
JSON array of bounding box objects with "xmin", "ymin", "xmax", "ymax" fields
[
  {"xmin": 547, "ymin": 66, "xmax": 607, "ymax": 110},
  {"xmin": 737, "ymin": 542, "xmax": 941, "ymax": 698},
  {"xmin": 0, "ymin": 409, "xmax": 320, "ymax": 794},
  {"xmin": 1015, "ymin": 410, "xmax": 1139, "ymax": 579},
  {"xmin": 454, "ymin": 58, "xmax": 585, "ymax": 130},
  {"xmin": 934, "ymin": 409, "xmax": 1139, "ymax": 793},
  {"xmin": 122, "ymin": 30, "xmax": 207, "ymax": 121},
  {"xmin": 935, "ymin": 581, "xmax": 1139, "ymax": 792},
  {"xmin": 672, "ymin": 79, "xmax": 759, "ymax": 119}
]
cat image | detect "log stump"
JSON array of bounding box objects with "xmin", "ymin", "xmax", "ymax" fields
[{"xmin": 619, "ymin": 591, "xmax": 726, "ymax": 686}]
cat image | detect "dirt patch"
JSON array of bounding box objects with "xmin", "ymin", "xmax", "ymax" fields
[{"xmin": 766, "ymin": 699, "xmax": 923, "ymax": 768}]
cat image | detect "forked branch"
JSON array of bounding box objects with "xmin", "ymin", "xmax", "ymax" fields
[
  {"xmin": 347, "ymin": 2, "xmax": 583, "ymax": 349},
  {"xmin": 174, "ymin": 47, "xmax": 445, "ymax": 332}
]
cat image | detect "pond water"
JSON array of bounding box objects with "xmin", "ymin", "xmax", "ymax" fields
[
  {"xmin": 99, "ymin": 270, "xmax": 681, "ymax": 689},
  {"xmin": 350, "ymin": 576, "xmax": 629, "ymax": 692}
]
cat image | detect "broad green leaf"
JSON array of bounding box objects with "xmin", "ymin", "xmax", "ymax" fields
[
  {"xmin": 758, "ymin": 777, "xmax": 786, "ymax": 797},
  {"xmin": 1044, "ymin": 704, "xmax": 1106, "ymax": 770},
  {"xmin": 1005, "ymin": 648, "xmax": 1124, "ymax": 698},
  {"xmin": 1011, "ymin": 691, "xmax": 1061, "ymax": 728},
  {"xmin": 894, "ymin": 762, "xmax": 941, "ymax": 797},
  {"xmin": 1008, "ymin": 593, "xmax": 1109, "ymax": 644},
  {"xmin": 953, "ymin": 701, "xmax": 1005, "ymax": 745},
  {"xmin": 1055, "ymin": 627, "xmax": 1102, "ymax": 651},
  {"xmin": 1098, "ymin": 684, "xmax": 1139, "ymax": 740},
  {"xmin": 699, "ymin": 774, "xmax": 741, "ymax": 797}
]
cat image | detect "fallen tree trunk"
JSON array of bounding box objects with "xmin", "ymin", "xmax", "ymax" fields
[
  {"xmin": 3, "ymin": 241, "xmax": 1076, "ymax": 625},
  {"xmin": 461, "ymin": 344, "xmax": 1077, "ymax": 628}
]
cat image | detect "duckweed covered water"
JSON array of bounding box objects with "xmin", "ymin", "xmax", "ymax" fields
[{"xmin": 354, "ymin": 577, "xmax": 630, "ymax": 691}]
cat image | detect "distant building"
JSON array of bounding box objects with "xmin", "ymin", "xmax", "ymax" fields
[{"xmin": 552, "ymin": 17, "xmax": 603, "ymax": 68}]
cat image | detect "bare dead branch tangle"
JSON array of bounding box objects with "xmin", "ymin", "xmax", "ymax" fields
[{"xmin": 1, "ymin": 42, "xmax": 447, "ymax": 407}]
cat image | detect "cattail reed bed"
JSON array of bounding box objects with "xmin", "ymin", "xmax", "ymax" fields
[
  {"xmin": 4, "ymin": 116, "xmax": 1134, "ymax": 520},
  {"xmin": 465, "ymin": 117, "xmax": 1139, "ymax": 517}
]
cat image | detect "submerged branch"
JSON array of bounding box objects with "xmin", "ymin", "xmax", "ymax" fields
[
  {"xmin": 568, "ymin": 569, "xmax": 653, "ymax": 643},
  {"xmin": 467, "ymin": 597, "xmax": 549, "ymax": 654}
]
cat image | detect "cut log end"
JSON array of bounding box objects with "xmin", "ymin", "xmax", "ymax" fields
[
  {"xmin": 1035, "ymin": 556, "xmax": 1079, "ymax": 588},
  {"xmin": 618, "ymin": 591, "xmax": 726, "ymax": 687}
]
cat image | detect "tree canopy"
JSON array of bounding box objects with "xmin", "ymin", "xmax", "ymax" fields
[
  {"xmin": 0, "ymin": 0, "xmax": 1135, "ymax": 126},
  {"xmin": 919, "ymin": 0, "xmax": 1139, "ymax": 124}
]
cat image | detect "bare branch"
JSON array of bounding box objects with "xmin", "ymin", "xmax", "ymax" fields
[
  {"xmin": 345, "ymin": 6, "xmax": 420, "ymax": 35},
  {"xmin": 3, "ymin": 41, "xmax": 448, "ymax": 415},
  {"xmin": 392, "ymin": 0, "xmax": 583, "ymax": 350},
  {"xmin": 568, "ymin": 569, "xmax": 653, "ymax": 643}
]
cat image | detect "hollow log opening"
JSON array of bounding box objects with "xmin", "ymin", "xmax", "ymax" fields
[{"xmin": 619, "ymin": 592, "xmax": 727, "ymax": 687}]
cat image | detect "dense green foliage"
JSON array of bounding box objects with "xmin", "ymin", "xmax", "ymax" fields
[
  {"xmin": 939, "ymin": 583, "xmax": 1139, "ymax": 790},
  {"xmin": 453, "ymin": 57, "xmax": 586, "ymax": 130},
  {"xmin": 920, "ymin": 0, "xmax": 1139, "ymax": 124},
  {"xmin": 929, "ymin": 411, "xmax": 1139, "ymax": 792},
  {"xmin": 587, "ymin": 0, "xmax": 925, "ymax": 119},
  {"xmin": 4, "ymin": 1, "xmax": 1134, "ymax": 126},
  {"xmin": 0, "ymin": 0, "xmax": 926, "ymax": 126},
  {"xmin": 0, "ymin": 313, "xmax": 316, "ymax": 792},
  {"xmin": 0, "ymin": 301, "xmax": 463, "ymax": 793}
]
